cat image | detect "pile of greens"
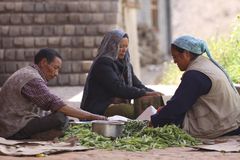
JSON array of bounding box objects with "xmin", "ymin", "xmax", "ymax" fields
[{"xmin": 62, "ymin": 120, "xmax": 200, "ymax": 151}]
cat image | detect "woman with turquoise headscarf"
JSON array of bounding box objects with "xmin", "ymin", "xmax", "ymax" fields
[
  {"xmin": 81, "ymin": 29, "xmax": 162, "ymax": 119},
  {"xmin": 151, "ymin": 35, "xmax": 240, "ymax": 138}
]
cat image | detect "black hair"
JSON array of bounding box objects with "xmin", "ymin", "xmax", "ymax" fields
[
  {"xmin": 171, "ymin": 44, "xmax": 199, "ymax": 60},
  {"xmin": 34, "ymin": 48, "xmax": 62, "ymax": 64}
]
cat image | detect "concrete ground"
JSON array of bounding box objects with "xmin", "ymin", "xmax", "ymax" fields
[
  {"xmin": 0, "ymin": 146, "xmax": 240, "ymax": 160},
  {"xmin": 1, "ymin": 85, "xmax": 240, "ymax": 159}
]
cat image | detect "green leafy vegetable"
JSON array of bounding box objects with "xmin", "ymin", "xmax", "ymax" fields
[{"xmin": 62, "ymin": 120, "xmax": 200, "ymax": 151}]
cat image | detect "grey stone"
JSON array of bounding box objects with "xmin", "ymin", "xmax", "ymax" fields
[
  {"xmin": 78, "ymin": 1, "xmax": 90, "ymax": 12},
  {"xmin": 58, "ymin": 74, "xmax": 69, "ymax": 85},
  {"xmin": 34, "ymin": 14, "xmax": 45, "ymax": 24},
  {"xmin": 72, "ymin": 61, "xmax": 82, "ymax": 73},
  {"xmin": 1, "ymin": 26, "xmax": 9, "ymax": 36},
  {"xmin": 104, "ymin": 13, "xmax": 117, "ymax": 24},
  {"xmin": 22, "ymin": 14, "xmax": 33, "ymax": 24},
  {"xmin": 79, "ymin": 14, "xmax": 92, "ymax": 24},
  {"xmin": 54, "ymin": 26, "xmax": 64, "ymax": 35},
  {"xmin": 43, "ymin": 26, "xmax": 55, "ymax": 36},
  {"xmin": 83, "ymin": 37, "xmax": 94, "ymax": 47},
  {"xmin": 55, "ymin": 2, "xmax": 67, "ymax": 12},
  {"xmin": 61, "ymin": 61, "xmax": 72, "ymax": 73},
  {"xmin": 14, "ymin": 37, "xmax": 24, "ymax": 47},
  {"xmin": 35, "ymin": 3, "xmax": 45, "ymax": 12},
  {"xmin": 99, "ymin": 1, "xmax": 112, "ymax": 12},
  {"xmin": 2, "ymin": 38, "xmax": 13, "ymax": 48},
  {"xmin": 5, "ymin": 62, "xmax": 17, "ymax": 73},
  {"xmin": 17, "ymin": 62, "xmax": 30, "ymax": 69},
  {"xmin": 21, "ymin": 26, "xmax": 32, "ymax": 36},
  {"xmin": 83, "ymin": 48, "xmax": 94, "ymax": 60},
  {"xmin": 89, "ymin": 1, "xmax": 100, "ymax": 12},
  {"xmin": 9, "ymin": 26, "xmax": 20, "ymax": 36},
  {"xmin": 72, "ymin": 48, "xmax": 83, "ymax": 60},
  {"xmin": 46, "ymin": 14, "xmax": 56, "ymax": 24},
  {"xmin": 98, "ymin": 24, "xmax": 114, "ymax": 34},
  {"xmin": 59, "ymin": 48, "xmax": 72, "ymax": 60},
  {"xmin": 5, "ymin": 3, "xmax": 15, "ymax": 12},
  {"xmin": 22, "ymin": 2, "xmax": 35, "ymax": 12},
  {"xmin": 35, "ymin": 37, "xmax": 47, "ymax": 47},
  {"xmin": 95, "ymin": 36, "xmax": 103, "ymax": 46},
  {"xmin": 69, "ymin": 74, "xmax": 80, "ymax": 86},
  {"xmin": 60, "ymin": 37, "xmax": 72, "ymax": 47},
  {"xmin": 24, "ymin": 37, "xmax": 34, "ymax": 48},
  {"xmin": 24, "ymin": 49, "xmax": 35, "ymax": 61},
  {"xmin": 48, "ymin": 77, "xmax": 57, "ymax": 86},
  {"xmin": 0, "ymin": 3, "xmax": 5, "ymax": 12},
  {"xmin": 69, "ymin": 13, "xmax": 80, "ymax": 24},
  {"xmin": 4, "ymin": 49, "xmax": 15, "ymax": 60},
  {"xmin": 0, "ymin": 14, "xmax": 10, "ymax": 24},
  {"xmin": 56, "ymin": 14, "xmax": 68, "ymax": 24},
  {"xmin": 45, "ymin": 3, "xmax": 56, "ymax": 12},
  {"xmin": 92, "ymin": 48, "xmax": 98, "ymax": 57},
  {"xmin": 32, "ymin": 25, "xmax": 43, "ymax": 36},
  {"xmin": 110, "ymin": 1, "xmax": 119, "ymax": 12},
  {"xmin": 64, "ymin": 25, "xmax": 75, "ymax": 36},
  {"xmin": 0, "ymin": 63, "xmax": 5, "ymax": 73},
  {"xmin": 67, "ymin": 2, "xmax": 79, "ymax": 12},
  {"xmin": 86, "ymin": 25, "xmax": 97, "ymax": 36},
  {"xmin": 72, "ymin": 37, "xmax": 84, "ymax": 47},
  {"xmin": 16, "ymin": 49, "xmax": 25, "ymax": 60},
  {"xmin": 15, "ymin": 2, "xmax": 23, "ymax": 12},
  {"xmin": 48, "ymin": 37, "xmax": 60, "ymax": 46},
  {"xmin": 0, "ymin": 74, "xmax": 10, "ymax": 85},
  {"xmin": 0, "ymin": 50, "xmax": 4, "ymax": 60},
  {"xmin": 79, "ymin": 73, "xmax": 87, "ymax": 85},
  {"xmin": 81, "ymin": 61, "xmax": 92, "ymax": 73},
  {"xmin": 92, "ymin": 13, "xmax": 105, "ymax": 24},
  {"xmin": 75, "ymin": 25, "xmax": 86, "ymax": 35}
]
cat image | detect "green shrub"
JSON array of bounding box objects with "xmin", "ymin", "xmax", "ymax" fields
[
  {"xmin": 159, "ymin": 16, "xmax": 240, "ymax": 85},
  {"xmin": 208, "ymin": 16, "xmax": 240, "ymax": 83}
]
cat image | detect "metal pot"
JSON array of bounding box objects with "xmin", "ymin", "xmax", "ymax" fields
[{"xmin": 91, "ymin": 120, "xmax": 124, "ymax": 138}]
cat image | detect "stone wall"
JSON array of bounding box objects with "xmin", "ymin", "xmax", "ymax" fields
[{"xmin": 0, "ymin": 0, "xmax": 120, "ymax": 86}]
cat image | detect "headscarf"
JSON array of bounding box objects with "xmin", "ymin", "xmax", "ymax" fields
[
  {"xmin": 172, "ymin": 35, "xmax": 237, "ymax": 92},
  {"xmin": 80, "ymin": 29, "xmax": 133, "ymax": 108}
]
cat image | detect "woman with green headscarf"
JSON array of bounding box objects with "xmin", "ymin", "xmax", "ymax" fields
[{"xmin": 151, "ymin": 35, "xmax": 240, "ymax": 138}]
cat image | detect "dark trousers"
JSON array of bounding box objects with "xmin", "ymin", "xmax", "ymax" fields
[{"xmin": 8, "ymin": 112, "xmax": 69, "ymax": 140}]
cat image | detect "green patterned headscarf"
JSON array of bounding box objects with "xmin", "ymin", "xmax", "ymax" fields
[{"xmin": 172, "ymin": 35, "xmax": 237, "ymax": 92}]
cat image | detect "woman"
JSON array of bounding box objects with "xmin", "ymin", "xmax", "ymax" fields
[
  {"xmin": 80, "ymin": 29, "xmax": 162, "ymax": 118},
  {"xmin": 151, "ymin": 35, "xmax": 240, "ymax": 138}
]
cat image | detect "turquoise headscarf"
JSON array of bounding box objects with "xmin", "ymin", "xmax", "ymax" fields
[{"xmin": 172, "ymin": 35, "xmax": 237, "ymax": 92}]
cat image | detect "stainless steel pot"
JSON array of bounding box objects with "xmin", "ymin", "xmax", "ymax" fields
[{"xmin": 91, "ymin": 120, "xmax": 124, "ymax": 138}]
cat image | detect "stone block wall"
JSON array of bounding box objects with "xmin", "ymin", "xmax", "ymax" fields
[{"xmin": 0, "ymin": 0, "xmax": 120, "ymax": 86}]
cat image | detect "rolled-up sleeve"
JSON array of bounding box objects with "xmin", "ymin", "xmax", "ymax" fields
[{"xmin": 21, "ymin": 78, "xmax": 66, "ymax": 112}]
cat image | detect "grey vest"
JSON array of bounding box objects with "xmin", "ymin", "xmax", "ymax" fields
[
  {"xmin": 182, "ymin": 56, "xmax": 240, "ymax": 138},
  {"xmin": 0, "ymin": 66, "xmax": 43, "ymax": 138}
]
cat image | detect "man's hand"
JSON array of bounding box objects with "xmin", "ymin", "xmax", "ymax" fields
[{"xmin": 58, "ymin": 105, "xmax": 107, "ymax": 121}]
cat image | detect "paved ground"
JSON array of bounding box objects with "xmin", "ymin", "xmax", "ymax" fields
[
  {"xmin": 1, "ymin": 147, "xmax": 240, "ymax": 160},
  {"xmin": 1, "ymin": 85, "xmax": 240, "ymax": 159}
]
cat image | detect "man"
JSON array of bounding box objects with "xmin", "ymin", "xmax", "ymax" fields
[
  {"xmin": 151, "ymin": 35, "xmax": 240, "ymax": 138},
  {"xmin": 0, "ymin": 48, "xmax": 106, "ymax": 140}
]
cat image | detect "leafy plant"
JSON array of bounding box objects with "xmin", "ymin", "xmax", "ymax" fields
[
  {"xmin": 208, "ymin": 16, "xmax": 240, "ymax": 83},
  {"xmin": 159, "ymin": 16, "xmax": 240, "ymax": 85},
  {"xmin": 62, "ymin": 121, "xmax": 200, "ymax": 152}
]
